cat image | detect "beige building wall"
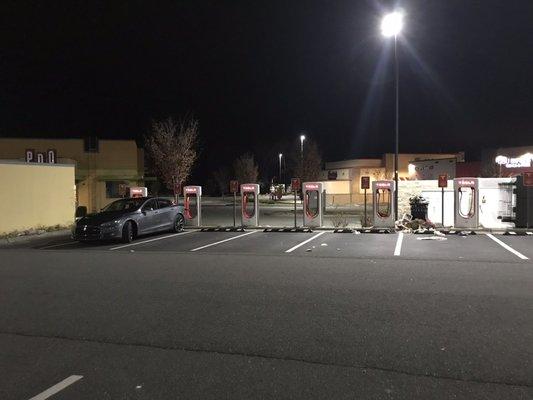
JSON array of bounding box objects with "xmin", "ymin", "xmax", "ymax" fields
[
  {"xmin": 0, "ymin": 138, "xmax": 144, "ymax": 213},
  {"xmin": 0, "ymin": 161, "xmax": 76, "ymax": 234}
]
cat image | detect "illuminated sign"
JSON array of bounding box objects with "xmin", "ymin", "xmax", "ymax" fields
[
  {"xmin": 241, "ymin": 185, "xmax": 257, "ymax": 192},
  {"xmin": 457, "ymin": 179, "xmax": 476, "ymax": 186},
  {"xmin": 376, "ymin": 182, "xmax": 392, "ymax": 188},
  {"xmin": 304, "ymin": 183, "xmax": 320, "ymax": 190},
  {"xmin": 495, "ymin": 153, "xmax": 533, "ymax": 168},
  {"xmin": 185, "ymin": 187, "xmax": 198, "ymax": 194}
]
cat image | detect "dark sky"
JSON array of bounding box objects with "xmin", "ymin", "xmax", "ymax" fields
[{"xmin": 2, "ymin": 0, "xmax": 533, "ymax": 179}]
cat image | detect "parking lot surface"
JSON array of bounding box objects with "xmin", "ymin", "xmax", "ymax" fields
[
  {"xmin": 1, "ymin": 230, "xmax": 532, "ymax": 399},
  {"xmin": 14, "ymin": 229, "xmax": 533, "ymax": 263}
]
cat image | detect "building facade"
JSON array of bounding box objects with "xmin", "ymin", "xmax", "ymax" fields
[
  {"xmin": 0, "ymin": 138, "xmax": 144, "ymax": 213},
  {"xmin": 321, "ymin": 152, "xmax": 462, "ymax": 204}
]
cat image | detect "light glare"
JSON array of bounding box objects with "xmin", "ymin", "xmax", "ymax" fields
[{"xmin": 381, "ymin": 12, "xmax": 404, "ymax": 37}]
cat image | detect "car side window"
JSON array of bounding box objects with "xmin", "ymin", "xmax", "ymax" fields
[
  {"xmin": 142, "ymin": 199, "xmax": 156, "ymax": 212},
  {"xmin": 157, "ymin": 199, "xmax": 172, "ymax": 209}
]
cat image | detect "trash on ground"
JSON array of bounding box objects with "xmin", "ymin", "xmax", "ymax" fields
[
  {"xmin": 417, "ymin": 236, "xmax": 447, "ymax": 241},
  {"xmin": 321, "ymin": 243, "xmax": 328, "ymax": 247},
  {"xmin": 305, "ymin": 248, "xmax": 312, "ymax": 252}
]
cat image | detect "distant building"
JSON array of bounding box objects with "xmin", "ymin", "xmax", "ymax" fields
[
  {"xmin": 321, "ymin": 152, "xmax": 463, "ymax": 204},
  {"xmin": 0, "ymin": 137, "xmax": 144, "ymax": 212}
]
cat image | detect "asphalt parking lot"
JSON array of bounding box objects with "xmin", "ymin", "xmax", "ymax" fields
[
  {"xmin": 17, "ymin": 229, "xmax": 533, "ymax": 263},
  {"xmin": 1, "ymin": 230, "xmax": 532, "ymax": 399}
]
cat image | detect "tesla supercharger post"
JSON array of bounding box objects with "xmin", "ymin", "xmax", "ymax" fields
[
  {"xmin": 303, "ymin": 182, "xmax": 324, "ymax": 227},
  {"xmin": 183, "ymin": 185, "xmax": 202, "ymax": 227},
  {"xmin": 372, "ymin": 180, "xmax": 396, "ymax": 228},
  {"xmin": 241, "ymin": 183, "xmax": 259, "ymax": 227},
  {"xmin": 454, "ymin": 178, "xmax": 479, "ymax": 229}
]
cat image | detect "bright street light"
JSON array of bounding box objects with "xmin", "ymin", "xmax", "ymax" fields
[
  {"xmin": 380, "ymin": 10, "xmax": 404, "ymax": 221},
  {"xmin": 278, "ymin": 153, "xmax": 283, "ymax": 183},
  {"xmin": 300, "ymin": 134, "xmax": 305, "ymax": 157},
  {"xmin": 381, "ymin": 11, "xmax": 404, "ymax": 38}
]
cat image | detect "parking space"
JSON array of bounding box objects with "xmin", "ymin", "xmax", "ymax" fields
[
  {"xmin": 5, "ymin": 228, "xmax": 531, "ymax": 263},
  {"xmin": 495, "ymin": 235, "xmax": 533, "ymax": 260}
]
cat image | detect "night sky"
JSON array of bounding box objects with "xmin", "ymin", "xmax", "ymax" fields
[{"xmin": 2, "ymin": 0, "xmax": 533, "ymax": 180}]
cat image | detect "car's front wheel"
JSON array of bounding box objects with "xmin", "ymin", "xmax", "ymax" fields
[
  {"xmin": 122, "ymin": 221, "xmax": 134, "ymax": 243},
  {"xmin": 173, "ymin": 214, "xmax": 185, "ymax": 233}
]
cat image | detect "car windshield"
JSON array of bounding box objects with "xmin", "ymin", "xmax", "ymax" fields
[{"xmin": 101, "ymin": 198, "xmax": 145, "ymax": 212}]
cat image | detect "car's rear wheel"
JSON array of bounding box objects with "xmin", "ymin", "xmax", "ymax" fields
[
  {"xmin": 122, "ymin": 221, "xmax": 134, "ymax": 243},
  {"xmin": 173, "ymin": 214, "xmax": 185, "ymax": 232}
]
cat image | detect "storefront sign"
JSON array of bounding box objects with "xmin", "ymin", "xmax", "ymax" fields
[{"xmin": 495, "ymin": 153, "xmax": 533, "ymax": 169}]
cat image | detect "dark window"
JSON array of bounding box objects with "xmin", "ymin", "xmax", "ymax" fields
[
  {"xmin": 142, "ymin": 199, "xmax": 157, "ymax": 212},
  {"xmin": 157, "ymin": 199, "xmax": 172, "ymax": 208},
  {"xmin": 84, "ymin": 137, "xmax": 99, "ymax": 153},
  {"xmin": 106, "ymin": 181, "xmax": 127, "ymax": 198}
]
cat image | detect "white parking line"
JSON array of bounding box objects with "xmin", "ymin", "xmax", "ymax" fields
[
  {"xmin": 109, "ymin": 230, "xmax": 197, "ymax": 251},
  {"xmin": 29, "ymin": 375, "xmax": 83, "ymax": 400},
  {"xmin": 394, "ymin": 232, "xmax": 404, "ymax": 256},
  {"xmin": 285, "ymin": 231, "xmax": 327, "ymax": 253},
  {"xmin": 486, "ymin": 234, "xmax": 529, "ymax": 260},
  {"xmin": 190, "ymin": 230, "xmax": 258, "ymax": 251},
  {"xmin": 39, "ymin": 241, "xmax": 78, "ymax": 249}
]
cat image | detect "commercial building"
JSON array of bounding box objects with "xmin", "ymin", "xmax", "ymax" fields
[
  {"xmin": 320, "ymin": 152, "xmax": 463, "ymax": 204},
  {"xmin": 0, "ymin": 138, "xmax": 144, "ymax": 213},
  {"xmin": 0, "ymin": 161, "xmax": 76, "ymax": 234}
]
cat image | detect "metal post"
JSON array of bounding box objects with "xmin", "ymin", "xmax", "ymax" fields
[
  {"xmin": 393, "ymin": 34, "xmax": 399, "ymax": 221},
  {"xmin": 364, "ymin": 188, "xmax": 367, "ymax": 227},
  {"xmin": 233, "ymin": 192, "xmax": 236, "ymax": 227},
  {"xmin": 294, "ymin": 189, "xmax": 297, "ymax": 228},
  {"xmin": 441, "ymin": 187, "xmax": 445, "ymax": 227}
]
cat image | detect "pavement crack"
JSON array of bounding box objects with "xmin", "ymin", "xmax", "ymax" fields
[{"xmin": 1, "ymin": 330, "xmax": 531, "ymax": 389}]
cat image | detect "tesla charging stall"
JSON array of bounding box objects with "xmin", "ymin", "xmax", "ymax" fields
[
  {"xmin": 303, "ymin": 182, "xmax": 324, "ymax": 227},
  {"xmin": 183, "ymin": 185, "xmax": 202, "ymax": 227},
  {"xmin": 454, "ymin": 178, "xmax": 479, "ymax": 229},
  {"xmin": 372, "ymin": 180, "xmax": 395, "ymax": 228},
  {"xmin": 241, "ymin": 183, "xmax": 259, "ymax": 227}
]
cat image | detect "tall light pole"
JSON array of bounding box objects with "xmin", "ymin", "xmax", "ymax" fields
[
  {"xmin": 278, "ymin": 153, "xmax": 283, "ymax": 183},
  {"xmin": 381, "ymin": 11, "xmax": 403, "ymax": 221}
]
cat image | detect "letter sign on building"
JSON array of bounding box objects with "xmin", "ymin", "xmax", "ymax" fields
[
  {"xmin": 47, "ymin": 149, "xmax": 57, "ymax": 164},
  {"xmin": 25, "ymin": 149, "xmax": 35, "ymax": 162},
  {"xmin": 36, "ymin": 152, "xmax": 45, "ymax": 163}
]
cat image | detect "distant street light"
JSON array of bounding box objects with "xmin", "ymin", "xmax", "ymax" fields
[
  {"xmin": 381, "ymin": 10, "xmax": 404, "ymax": 221},
  {"xmin": 299, "ymin": 134, "xmax": 306, "ymax": 180},
  {"xmin": 278, "ymin": 153, "xmax": 283, "ymax": 183}
]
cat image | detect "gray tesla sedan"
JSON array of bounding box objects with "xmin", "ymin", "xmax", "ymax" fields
[{"xmin": 73, "ymin": 197, "xmax": 185, "ymax": 243}]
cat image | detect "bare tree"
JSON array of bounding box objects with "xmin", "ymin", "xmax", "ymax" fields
[
  {"xmin": 145, "ymin": 116, "xmax": 199, "ymax": 203},
  {"xmin": 292, "ymin": 138, "xmax": 322, "ymax": 182},
  {"xmin": 233, "ymin": 153, "xmax": 259, "ymax": 184},
  {"xmin": 212, "ymin": 166, "xmax": 230, "ymax": 197}
]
